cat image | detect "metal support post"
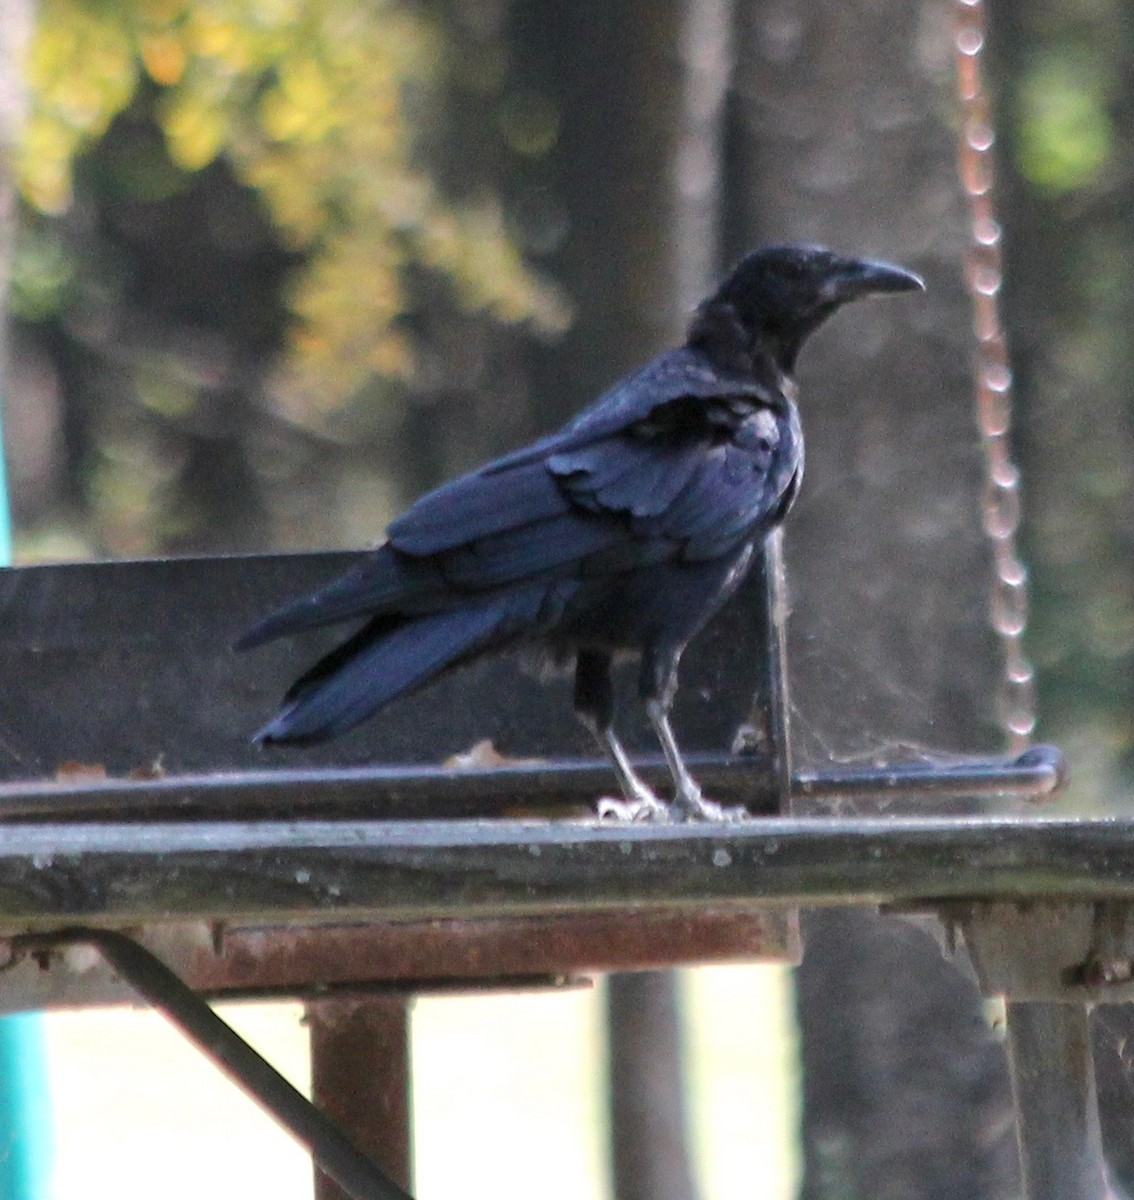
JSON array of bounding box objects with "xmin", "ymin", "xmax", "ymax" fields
[
  {"xmin": 606, "ymin": 972, "xmax": 698, "ymax": 1200},
  {"xmin": 1006, "ymin": 1002, "xmax": 1108, "ymax": 1200},
  {"xmin": 309, "ymin": 997, "xmax": 414, "ymax": 1199}
]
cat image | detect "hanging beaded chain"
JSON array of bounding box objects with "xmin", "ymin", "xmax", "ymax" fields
[{"xmin": 953, "ymin": 0, "xmax": 1036, "ymax": 753}]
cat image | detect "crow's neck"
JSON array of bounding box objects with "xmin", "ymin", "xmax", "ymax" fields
[{"xmin": 686, "ymin": 300, "xmax": 804, "ymax": 377}]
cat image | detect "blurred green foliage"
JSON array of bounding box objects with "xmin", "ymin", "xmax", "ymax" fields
[
  {"xmin": 16, "ymin": 0, "xmax": 565, "ymax": 418},
  {"xmin": 9, "ymin": 222, "xmax": 73, "ymax": 321},
  {"xmin": 1015, "ymin": 53, "xmax": 1114, "ymax": 193}
]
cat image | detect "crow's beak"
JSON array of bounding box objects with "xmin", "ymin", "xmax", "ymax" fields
[{"xmin": 822, "ymin": 258, "xmax": 926, "ymax": 304}]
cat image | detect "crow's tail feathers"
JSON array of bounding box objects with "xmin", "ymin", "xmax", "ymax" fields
[
  {"xmin": 252, "ymin": 590, "xmax": 545, "ymax": 745},
  {"xmin": 235, "ymin": 545, "xmax": 435, "ymax": 652}
]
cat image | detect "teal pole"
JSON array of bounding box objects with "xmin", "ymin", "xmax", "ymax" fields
[
  {"xmin": 0, "ymin": 1017, "xmax": 50, "ymax": 1197},
  {"xmin": 0, "ymin": 367, "xmax": 52, "ymax": 1194}
]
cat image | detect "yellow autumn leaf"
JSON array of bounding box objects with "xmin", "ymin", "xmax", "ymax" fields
[{"xmin": 140, "ymin": 31, "xmax": 188, "ymax": 87}]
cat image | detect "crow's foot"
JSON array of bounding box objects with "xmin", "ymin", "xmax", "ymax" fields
[
  {"xmin": 673, "ymin": 789, "xmax": 749, "ymax": 823},
  {"xmin": 596, "ymin": 793, "xmax": 672, "ymax": 823},
  {"xmin": 596, "ymin": 793, "xmax": 747, "ymax": 823}
]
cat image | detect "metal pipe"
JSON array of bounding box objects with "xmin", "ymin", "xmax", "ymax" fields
[{"xmin": 0, "ymin": 744, "xmax": 1066, "ymax": 824}]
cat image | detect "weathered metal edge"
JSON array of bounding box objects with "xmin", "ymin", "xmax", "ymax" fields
[{"xmin": 0, "ymin": 812, "xmax": 1127, "ymax": 931}]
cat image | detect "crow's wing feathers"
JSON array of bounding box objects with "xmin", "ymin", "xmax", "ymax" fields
[
  {"xmin": 234, "ymin": 545, "xmax": 443, "ymax": 649},
  {"xmin": 387, "ymin": 345, "xmax": 777, "ymax": 558},
  {"xmin": 388, "ymin": 459, "xmax": 567, "ymax": 557},
  {"xmin": 547, "ymin": 434, "xmax": 707, "ymax": 519},
  {"xmin": 239, "ymin": 383, "xmax": 798, "ymax": 647},
  {"xmin": 438, "ymin": 513, "xmax": 623, "ymax": 590},
  {"xmin": 255, "ymin": 588, "xmax": 548, "ymax": 743},
  {"xmin": 561, "ymin": 345, "xmax": 778, "ymax": 437},
  {"xmin": 432, "ymin": 395, "xmax": 781, "ymax": 591},
  {"xmin": 241, "ymin": 344, "xmax": 797, "ymax": 651},
  {"xmin": 658, "ymin": 406, "xmax": 800, "ymax": 559},
  {"xmin": 552, "ymin": 398, "xmax": 798, "ymax": 559}
]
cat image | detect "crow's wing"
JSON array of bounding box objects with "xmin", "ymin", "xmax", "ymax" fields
[
  {"xmin": 418, "ymin": 391, "xmax": 799, "ymax": 591},
  {"xmin": 388, "ymin": 345, "xmax": 776, "ymax": 557},
  {"xmin": 238, "ymin": 349, "xmax": 794, "ymax": 648},
  {"xmin": 252, "ymin": 586, "xmax": 550, "ymax": 742},
  {"xmin": 560, "ymin": 344, "xmax": 780, "ymax": 438},
  {"xmin": 386, "ymin": 458, "xmax": 569, "ymax": 557},
  {"xmin": 549, "ymin": 398, "xmax": 802, "ymax": 562},
  {"xmin": 657, "ymin": 403, "xmax": 802, "ymax": 559}
]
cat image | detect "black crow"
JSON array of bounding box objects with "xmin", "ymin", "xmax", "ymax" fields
[{"xmin": 238, "ymin": 244, "xmax": 924, "ymax": 821}]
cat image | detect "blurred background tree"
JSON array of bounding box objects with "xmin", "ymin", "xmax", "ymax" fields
[
  {"xmin": 989, "ymin": 4, "xmax": 1134, "ymax": 1190},
  {"xmin": 7, "ymin": 0, "xmax": 566, "ymax": 557}
]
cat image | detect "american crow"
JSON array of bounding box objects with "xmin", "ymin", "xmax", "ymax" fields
[{"xmin": 238, "ymin": 244, "xmax": 923, "ymax": 821}]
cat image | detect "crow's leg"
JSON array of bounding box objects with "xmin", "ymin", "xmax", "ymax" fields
[
  {"xmin": 640, "ymin": 647, "xmax": 747, "ymax": 823},
  {"xmin": 574, "ymin": 649, "xmax": 667, "ymax": 822}
]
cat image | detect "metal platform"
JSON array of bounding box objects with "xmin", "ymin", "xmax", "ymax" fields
[{"xmin": 0, "ymin": 552, "xmax": 1108, "ymax": 1200}]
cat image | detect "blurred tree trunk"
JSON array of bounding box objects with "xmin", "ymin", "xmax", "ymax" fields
[
  {"xmin": 795, "ymin": 910, "xmax": 1017, "ymax": 1200},
  {"xmin": 509, "ymin": 4, "xmax": 723, "ymax": 1198},
  {"xmin": 728, "ymin": 0, "xmax": 1002, "ymax": 759},
  {"xmin": 727, "ymin": 3, "xmax": 1019, "ymax": 1199},
  {"xmin": 511, "ymin": 0, "xmax": 686, "ymax": 422}
]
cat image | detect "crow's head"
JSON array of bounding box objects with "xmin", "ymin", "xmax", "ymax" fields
[{"xmin": 693, "ymin": 243, "xmax": 924, "ymax": 373}]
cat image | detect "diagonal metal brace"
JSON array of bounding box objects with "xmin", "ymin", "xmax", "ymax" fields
[{"xmin": 10, "ymin": 929, "xmax": 414, "ymax": 1200}]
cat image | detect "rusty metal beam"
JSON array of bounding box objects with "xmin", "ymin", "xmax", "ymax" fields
[
  {"xmin": 199, "ymin": 910, "xmax": 797, "ymax": 991},
  {"xmin": 0, "ymin": 911, "xmax": 797, "ymax": 1015}
]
